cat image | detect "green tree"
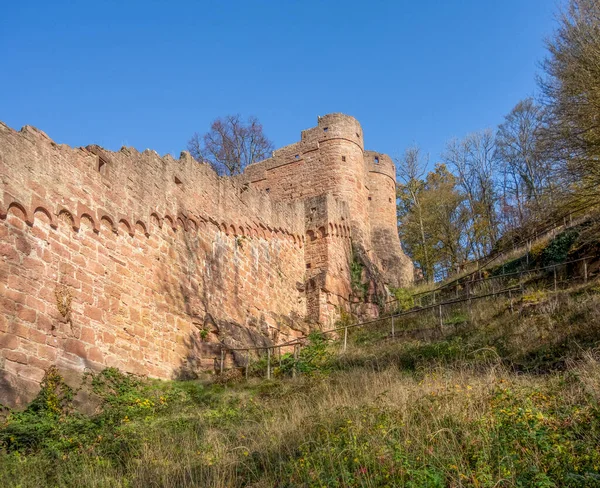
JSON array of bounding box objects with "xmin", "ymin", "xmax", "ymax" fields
[{"xmin": 397, "ymin": 154, "xmax": 467, "ymax": 281}]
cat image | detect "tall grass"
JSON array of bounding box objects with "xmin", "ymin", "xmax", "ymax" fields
[{"xmin": 2, "ymin": 284, "xmax": 600, "ymax": 487}]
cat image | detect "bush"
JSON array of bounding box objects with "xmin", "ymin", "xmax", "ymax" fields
[{"xmin": 390, "ymin": 287, "xmax": 415, "ymax": 311}]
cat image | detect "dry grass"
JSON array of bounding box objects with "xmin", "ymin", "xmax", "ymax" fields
[{"xmin": 2, "ymin": 283, "xmax": 600, "ymax": 487}]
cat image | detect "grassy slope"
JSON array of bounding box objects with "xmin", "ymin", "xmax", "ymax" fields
[{"xmin": 2, "ymin": 284, "xmax": 600, "ymax": 487}]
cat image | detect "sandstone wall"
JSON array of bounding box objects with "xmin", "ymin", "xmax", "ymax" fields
[
  {"xmin": 0, "ymin": 113, "xmax": 414, "ymax": 407},
  {"xmin": 0, "ymin": 123, "xmax": 307, "ymax": 406}
]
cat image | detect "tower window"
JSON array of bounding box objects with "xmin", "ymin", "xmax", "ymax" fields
[
  {"xmin": 342, "ymin": 156, "xmax": 346, "ymax": 162},
  {"xmin": 323, "ymin": 127, "xmax": 329, "ymax": 132},
  {"xmin": 97, "ymin": 155, "xmax": 108, "ymax": 175},
  {"xmin": 174, "ymin": 176, "xmax": 183, "ymax": 186},
  {"xmin": 368, "ymin": 196, "xmax": 372, "ymax": 201},
  {"xmin": 374, "ymin": 157, "xmax": 379, "ymax": 164}
]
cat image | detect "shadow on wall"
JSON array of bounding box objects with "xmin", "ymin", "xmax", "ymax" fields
[{"xmin": 156, "ymin": 214, "xmax": 284, "ymax": 379}]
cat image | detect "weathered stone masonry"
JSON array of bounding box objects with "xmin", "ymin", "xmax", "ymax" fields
[{"xmin": 0, "ymin": 113, "xmax": 412, "ymax": 406}]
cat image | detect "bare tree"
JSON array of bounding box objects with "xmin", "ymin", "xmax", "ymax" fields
[
  {"xmin": 540, "ymin": 0, "xmax": 600, "ymax": 197},
  {"xmin": 443, "ymin": 130, "xmax": 499, "ymax": 259},
  {"xmin": 188, "ymin": 115, "xmax": 274, "ymax": 176},
  {"xmin": 496, "ymin": 98, "xmax": 556, "ymax": 227}
]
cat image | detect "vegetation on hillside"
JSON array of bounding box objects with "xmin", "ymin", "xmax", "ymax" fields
[
  {"xmin": 2, "ymin": 281, "xmax": 600, "ymax": 487},
  {"xmin": 398, "ymin": 0, "xmax": 600, "ymax": 283}
]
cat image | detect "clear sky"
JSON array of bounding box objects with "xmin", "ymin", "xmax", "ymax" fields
[{"xmin": 0, "ymin": 0, "xmax": 559, "ymax": 166}]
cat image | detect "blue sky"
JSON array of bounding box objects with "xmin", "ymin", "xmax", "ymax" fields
[{"xmin": 1, "ymin": 0, "xmax": 559, "ymax": 166}]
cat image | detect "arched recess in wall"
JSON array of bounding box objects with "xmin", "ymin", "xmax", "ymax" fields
[
  {"xmin": 187, "ymin": 218, "xmax": 198, "ymax": 233},
  {"xmin": 100, "ymin": 215, "xmax": 117, "ymax": 235},
  {"xmin": 150, "ymin": 212, "xmax": 162, "ymax": 231},
  {"xmin": 118, "ymin": 219, "xmax": 134, "ymax": 237},
  {"xmin": 259, "ymin": 224, "xmax": 268, "ymax": 239},
  {"xmin": 163, "ymin": 215, "xmax": 176, "ymax": 234},
  {"xmin": 307, "ymin": 230, "xmax": 316, "ymax": 242},
  {"xmin": 318, "ymin": 226, "xmax": 327, "ymax": 239},
  {"xmin": 136, "ymin": 220, "xmax": 149, "ymax": 237},
  {"xmin": 79, "ymin": 214, "xmax": 97, "ymax": 234},
  {"xmin": 33, "ymin": 206, "xmax": 56, "ymax": 228},
  {"xmin": 7, "ymin": 201, "xmax": 31, "ymax": 225},
  {"xmin": 57, "ymin": 209, "xmax": 77, "ymax": 231}
]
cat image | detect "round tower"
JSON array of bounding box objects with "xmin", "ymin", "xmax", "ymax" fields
[
  {"xmin": 308, "ymin": 113, "xmax": 371, "ymax": 247},
  {"xmin": 366, "ymin": 151, "xmax": 414, "ymax": 287}
]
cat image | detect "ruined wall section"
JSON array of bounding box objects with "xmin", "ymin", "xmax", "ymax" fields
[
  {"xmin": 0, "ymin": 122, "xmax": 307, "ymax": 406},
  {"xmin": 366, "ymin": 151, "xmax": 414, "ymax": 287},
  {"xmin": 303, "ymin": 195, "xmax": 352, "ymax": 324}
]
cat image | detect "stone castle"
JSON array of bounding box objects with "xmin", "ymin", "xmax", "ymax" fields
[{"xmin": 0, "ymin": 113, "xmax": 412, "ymax": 405}]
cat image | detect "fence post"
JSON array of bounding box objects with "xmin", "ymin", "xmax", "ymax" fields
[
  {"xmin": 584, "ymin": 258, "xmax": 588, "ymax": 283},
  {"xmin": 279, "ymin": 346, "xmax": 282, "ymax": 368},
  {"xmin": 292, "ymin": 344, "xmax": 298, "ymax": 378},
  {"xmin": 554, "ymin": 266, "xmax": 557, "ymax": 292},
  {"xmin": 245, "ymin": 349, "xmax": 249, "ymax": 380},
  {"xmin": 438, "ymin": 304, "xmax": 443, "ymax": 330},
  {"xmin": 509, "ymin": 289, "xmax": 514, "ymax": 314},
  {"xmin": 391, "ymin": 316, "xmax": 395, "ymax": 339},
  {"xmin": 343, "ymin": 326, "xmax": 348, "ymax": 351},
  {"xmin": 267, "ymin": 347, "xmax": 271, "ymax": 380},
  {"xmin": 220, "ymin": 348, "xmax": 224, "ymax": 374},
  {"xmin": 467, "ymin": 282, "xmax": 472, "ymax": 321}
]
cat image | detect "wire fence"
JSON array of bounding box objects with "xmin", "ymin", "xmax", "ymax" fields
[
  {"xmin": 388, "ymin": 203, "xmax": 599, "ymax": 309},
  {"xmin": 216, "ymin": 254, "xmax": 597, "ymax": 379}
]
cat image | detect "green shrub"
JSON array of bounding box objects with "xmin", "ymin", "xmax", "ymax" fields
[
  {"xmin": 542, "ymin": 229, "xmax": 579, "ymax": 265},
  {"xmin": 390, "ymin": 287, "xmax": 415, "ymax": 311}
]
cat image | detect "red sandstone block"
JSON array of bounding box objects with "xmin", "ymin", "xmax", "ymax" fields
[
  {"xmin": 64, "ymin": 339, "xmax": 86, "ymax": 358},
  {"xmin": 37, "ymin": 314, "xmax": 54, "ymax": 332},
  {"xmin": 28, "ymin": 356, "xmax": 52, "ymax": 371},
  {"xmin": 22, "ymin": 254, "xmax": 46, "ymax": 272},
  {"xmin": 80, "ymin": 327, "xmax": 95, "ymax": 344},
  {"xmin": 103, "ymin": 331, "xmax": 116, "ymax": 344},
  {"xmin": 71, "ymin": 253, "xmax": 87, "ymax": 267},
  {"xmin": 0, "ymin": 333, "xmax": 19, "ymax": 350},
  {"xmin": 87, "ymin": 346, "xmax": 104, "ymax": 363},
  {"xmin": 84, "ymin": 305, "xmax": 103, "ymax": 322},
  {"xmin": 29, "ymin": 328, "xmax": 47, "ymax": 345},
  {"xmin": 75, "ymin": 269, "xmax": 94, "ymax": 285},
  {"xmin": 4, "ymin": 350, "xmax": 28, "ymax": 365},
  {"xmin": 38, "ymin": 344, "xmax": 57, "ymax": 361},
  {"xmin": 4, "ymin": 360, "xmax": 45, "ymax": 383},
  {"xmin": 79, "ymin": 291, "xmax": 94, "ymax": 306},
  {"xmin": 129, "ymin": 307, "xmax": 141, "ymax": 323},
  {"xmin": 17, "ymin": 307, "xmax": 36, "ymax": 323},
  {"xmin": 9, "ymin": 322, "xmax": 29, "ymax": 340}
]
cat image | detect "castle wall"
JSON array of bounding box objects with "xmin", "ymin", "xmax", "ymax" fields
[
  {"xmin": 0, "ymin": 113, "xmax": 414, "ymax": 407},
  {"xmin": 0, "ymin": 123, "xmax": 307, "ymax": 406}
]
